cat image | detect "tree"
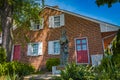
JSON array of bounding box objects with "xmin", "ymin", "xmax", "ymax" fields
[
  {"xmin": 0, "ymin": 0, "xmax": 43, "ymax": 61},
  {"xmin": 96, "ymin": 0, "xmax": 120, "ymax": 7},
  {"xmin": 112, "ymin": 29, "xmax": 120, "ymax": 66}
]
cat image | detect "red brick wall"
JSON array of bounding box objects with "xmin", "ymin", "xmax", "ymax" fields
[{"xmin": 13, "ymin": 7, "xmax": 104, "ymax": 70}]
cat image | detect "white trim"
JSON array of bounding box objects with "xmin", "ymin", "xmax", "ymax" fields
[
  {"xmin": 27, "ymin": 42, "xmax": 43, "ymax": 56},
  {"xmin": 102, "ymin": 33, "xmax": 116, "ymax": 39},
  {"xmin": 74, "ymin": 37, "xmax": 90, "ymax": 64},
  {"xmin": 48, "ymin": 40, "xmax": 60, "ymax": 55},
  {"xmin": 44, "ymin": 6, "xmax": 120, "ymax": 28},
  {"xmin": 11, "ymin": 45, "xmax": 14, "ymax": 61}
]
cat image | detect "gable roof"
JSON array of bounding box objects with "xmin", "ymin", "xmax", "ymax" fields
[{"xmin": 44, "ymin": 5, "xmax": 120, "ymax": 29}]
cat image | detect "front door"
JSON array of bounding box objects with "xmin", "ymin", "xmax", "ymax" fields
[
  {"xmin": 76, "ymin": 38, "xmax": 89, "ymax": 64},
  {"xmin": 13, "ymin": 45, "xmax": 21, "ymax": 61}
]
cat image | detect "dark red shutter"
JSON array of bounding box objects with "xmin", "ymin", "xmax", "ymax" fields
[{"xmin": 13, "ymin": 45, "xmax": 21, "ymax": 61}]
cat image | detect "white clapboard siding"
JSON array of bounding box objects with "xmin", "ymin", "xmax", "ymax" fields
[{"xmin": 100, "ymin": 23, "xmax": 119, "ymax": 32}]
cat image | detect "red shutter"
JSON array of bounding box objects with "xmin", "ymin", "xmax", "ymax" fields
[
  {"xmin": 76, "ymin": 38, "xmax": 89, "ymax": 63},
  {"xmin": 13, "ymin": 45, "xmax": 21, "ymax": 61}
]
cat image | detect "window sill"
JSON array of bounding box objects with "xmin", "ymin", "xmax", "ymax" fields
[
  {"xmin": 30, "ymin": 29, "xmax": 43, "ymax": 31},
  {"xmin": 27, "ymin": 54, "xmax": 42, "ymax": 57},
  {"xmin": 49, "ymin": 54, "xmax": 60, "ymax": 55}
]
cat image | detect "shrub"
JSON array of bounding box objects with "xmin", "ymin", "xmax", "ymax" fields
[
  {"xmin": 0, "ymin": 61, "xmax": 35, "ymax": 78},
  {"xmin": 46, "ymin": 58, "xmax": 60, "ymax": 71},
  {"xmin": 96, "ymin": 53, "xmax": 120, "ymax": 80},
  {"xmin": 60, "ymin": 63, "xmax": 95, "ymax": 80},
  {"xmin": 0, "ymin": 47, "xmax": 6, "ymax": 63}
]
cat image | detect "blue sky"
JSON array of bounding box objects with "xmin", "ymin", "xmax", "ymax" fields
[{"xmin": 45, "ymin": 0, "xmax": 120, "ymax": 26}]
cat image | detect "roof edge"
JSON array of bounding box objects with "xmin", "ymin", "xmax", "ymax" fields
[{"xmin": 44, "ymin": 5, "xmax": 120, "ymax": 28}]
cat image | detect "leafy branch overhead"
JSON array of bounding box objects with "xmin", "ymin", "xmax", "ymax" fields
[
  {"xmin": 0, "ymin": 0, "xmax": 43, "ymax": 61},
  {"xmin": 96, "ymin": 0, "xmax": 120, "ymax": 7},
  {"xmin": 0, "ymin": 0, "xmax": 42, "ymax": 28}
]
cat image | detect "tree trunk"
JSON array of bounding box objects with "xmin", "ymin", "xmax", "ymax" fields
[{"xmin": 1, "ymin": 1, "xmax": 13, "ymax": 61}]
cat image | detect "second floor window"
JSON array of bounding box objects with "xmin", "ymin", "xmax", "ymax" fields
[
  {"xmin": 30, "ymin": 18, "xmax": 44, "ymax": 30},
  {"xmin": 49, "ymin": 14, "xmax": 64, "ymax": 28},
  {"xmin": 54, "ymin": 16, "xmax": 60, "ymax": 27}
]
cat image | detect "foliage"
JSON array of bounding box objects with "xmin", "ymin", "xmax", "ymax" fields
[
  {"xmin": 60, "ymin": 63, "xmax": 95, "ymax": 80},
  {"xmin": 0, "ymin": 61, "xmax": 35, "ymax": 79},
  {"xmin": 96, "ymin": 0, "xmax": 120, "ymax": 7},
  {"xmin": 46, "ymin": 58, "xmax": 60, "ymax": 71},
  {"xmin": 0, "ymin": 0, "xmax": 42, "ymax": 28},
  {"xmin": 112, "ymin": 29, "xmax": 120, "ymax": 67},
  {"xmin": 0, "ymin": 47, "xmax": 6, "ymax": 64},
  {"xmin": 95, "ymin": 54, "xmax": 120, "ymax": 79}
]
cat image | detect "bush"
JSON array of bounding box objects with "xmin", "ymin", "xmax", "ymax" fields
[
  {"xmin": 0, "ymin": 47, "xmax": 6, "ymax": 63},
  {"xmin": 96, "ymin": 54, "xmax": 120, "ymax": 80},
  {"xmin": 60, "ymin": 63, "xmax": 95, "ymax": 80},
  {"xmin": 0, "ymin": 61, "xmax": 35, "ymax": 78},
  {"xmin": 46, "ymin": 58, "xmax": 60, "ymax": 71}
]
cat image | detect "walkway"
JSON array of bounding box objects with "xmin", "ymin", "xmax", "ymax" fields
[{"xmin": 24, "ymin": 72, "xmax": 60, "ymax": 80}]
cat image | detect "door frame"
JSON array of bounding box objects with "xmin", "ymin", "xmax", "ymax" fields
[
  {"xmin": 74, "ymin": 37, "xmax": 90, "ymax": 64},
  {"xmin": 11, "ymin": 44, "xmax": 21, "ymax": 61}
]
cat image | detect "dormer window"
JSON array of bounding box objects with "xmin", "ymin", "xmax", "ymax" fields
[
  {"xmin": 30, "ymin": 18, "xmax": 44, "ymax": 30},
  {"xmin": 49, "ymin": 14, "xmax": 64, "ymax": 28}
]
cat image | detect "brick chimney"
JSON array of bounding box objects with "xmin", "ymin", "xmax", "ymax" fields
[{"xmin": 52, "ymin": 6, "xmax": 59, "ymax": 9}]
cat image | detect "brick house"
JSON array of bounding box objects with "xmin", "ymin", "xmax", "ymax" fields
[{"xmin": 12, "ymin": 6, "xmax": 119, "ymax": 70}]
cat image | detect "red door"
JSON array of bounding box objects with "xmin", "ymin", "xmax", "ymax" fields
[
  {"xmin": 13, "ymin": 45, "xmax": 21, "ymax": 61},
  {"xmin": 76, "ymin": 38, "xmax": 89, "ymax": 63}
]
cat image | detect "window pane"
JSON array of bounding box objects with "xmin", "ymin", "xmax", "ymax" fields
[
  {"xmin": 76, "ymin": 40, "xmax": 81, "ymax": 44},
  {"xmin": 54, "ymin": 16, "xmax": 60, "ymax": 27},
  {"xmin": 54, "ymin": 22, "xmax": 60, "ymax": 26},
  {"xmin": 54, "ymin": 42, "xmax": 60, "ymax": 54},
  {"xmin": 82, "ymin": 39, "xmax": 86, "ymax": 44},
  {"xmin": 77, "ymin": 45, "xmax": 81, "ymax": 51},
  {"xmin": 33, "ymin": 43, "xmax": 38, "ymax": 55},
  {"xmin": 54, "ymin": 16, "xmax": 60, "ymax": 21},
  {"xmin": 82, "ymin": 44, "xmax": 87, "ymax": 50}
]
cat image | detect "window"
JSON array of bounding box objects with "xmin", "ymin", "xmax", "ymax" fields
[
  {"xmin": 76, "ymin": 38, "xmax": 87, "ymax": 51},
  {"xmin": 49, "ymin": 14, "xmax": 64, "ymax": 28},
  {"xmin": 54, "ymin": 16, "xmax": 60, "ymax": 27},
  {"xmin": 27, "ymin": 42, "xmax": 43, "ymax": 56},
  {"xmin": 32, "ymin": 43, "xmax": 39, "ymax": 55},
  {"xmin": 48, "ymin": 40, "xmax": 60, "ymax": 55},
  {"xmin": 54, "ymin": 41, "xmax": 60, "ymax": 54},
  {"xmin": 30, "ymin": 18, "xmax": 44, "ymax": 30}
]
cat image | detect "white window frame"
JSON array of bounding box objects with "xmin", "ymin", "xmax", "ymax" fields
[
  {"xmin": 48, "ymin": 40, "xmax": 60, "ymax": 55},
  {"xmin": 49, "ymin": 14, "xmax": 64, "ymax": 28},
  {"xmin": 74, "ymin": 37, "xmax": 90, "ymax": 64},
  {"xmin": 54, "ymin": 15, "xmax": 60, "ymax": 27},
  {"xmin": 30, "ymin": 18, "xmax": 44, "ymax": 31},
  {"xmin": 27, "ymin": 42, "xmax": 43, "ymax": 56}
]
